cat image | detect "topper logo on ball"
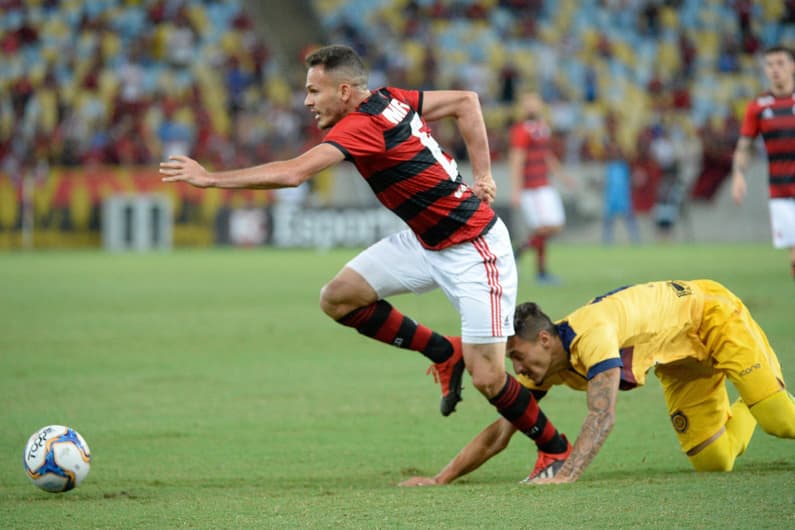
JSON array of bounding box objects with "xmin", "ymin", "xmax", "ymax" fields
[{"xmin": 26, "ymin": 430, "xmax": 50, "ymax": 460}]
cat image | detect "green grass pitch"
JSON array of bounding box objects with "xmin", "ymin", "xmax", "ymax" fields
[{"xmin": 1, "ymin": 243, "xmax": 793, "ymax": 528}]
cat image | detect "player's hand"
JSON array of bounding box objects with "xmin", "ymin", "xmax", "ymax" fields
[
  {"xmin": 160, "ymin": 156, "xmax": 214, "ymax": 188},
  {"xmin": 398, "ymin": 476, "xmax": 441, "ymax": 487},
  {"xmin": 731, "ymin": 173, "xmax": 746, "ymax": 205},
  {"xmin": 472, "ymin": 175, "xmax": 496, "ymax": 205}
]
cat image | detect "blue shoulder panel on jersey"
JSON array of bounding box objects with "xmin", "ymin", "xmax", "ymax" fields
[
  {"xmin": 590, "ymin": 284, "xmax": 632, "ymax": 304},
  {"xmin": 556, "ymin": 321, "xmax": 576, "ymax": 355},
  {"xmin": 587, "ymin": 357, "xmax": 623, "ymax": 380}
]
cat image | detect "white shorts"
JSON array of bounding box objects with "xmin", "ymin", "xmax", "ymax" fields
[
  {"xmin": 520, "ymin": 186, "xmax": 566, "ymax": 229},
  {"xmin": 769, "ymin": 198, "xmax": 795, "ymax": 248},
  {"xmin": 346, "ymin": 218, "xmax": 517, "ymax": 343}
]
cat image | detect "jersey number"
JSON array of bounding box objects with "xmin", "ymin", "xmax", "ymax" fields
[{"xmin": 410, "ymin": 114, "xmax": 458, "ymax": 180}]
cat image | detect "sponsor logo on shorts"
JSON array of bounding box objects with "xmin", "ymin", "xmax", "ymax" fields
[{"xmin": 671, "ymin": 411, "xmax": 689, "ymax": 433}]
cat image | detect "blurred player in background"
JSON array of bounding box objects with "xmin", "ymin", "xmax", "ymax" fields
[
  {"xmin": 509, "ymin": 92, "xmax": 574, "ymax": 285},
  {"xmin": 731, "ymin": 45, "xmax": 795, "ymax": 282},
  {"xmin": 160, "ymin": 44, "xmax": 570, "ymax": 472},
  {"xmin": 602, "ymin": 140, "xmax": 641, "ymax": 245},
  {"xmin": 401, "ymin": 280, "xmax": 795, "ymax": 486}
]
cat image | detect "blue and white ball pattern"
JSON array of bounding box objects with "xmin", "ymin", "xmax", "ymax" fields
[{"xmin": 23, "ymin": 425, "xmax": 91, "ymax": 493}]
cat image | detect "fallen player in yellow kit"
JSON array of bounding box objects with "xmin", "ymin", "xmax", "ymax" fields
[{"xmin": 401, "ymin": 280, "xmax": 795, "ymax": 486}]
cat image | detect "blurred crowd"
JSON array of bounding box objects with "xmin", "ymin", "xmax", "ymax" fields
[
  {"xmin": 0, "ymin": 0, "xmax": 320, "ymax": 181},
  {"xmin": 315, "ymin": 0, "xmax": 795, "ymax": 206},
  {"xmin": 3, "ymin": 0, "xmax": 795, "ymax": 207}
]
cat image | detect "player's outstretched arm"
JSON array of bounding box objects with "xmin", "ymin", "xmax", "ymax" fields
[
  {"xmin": 532, "ymin": 367, "xmax": 620, "ymax": 485},
  {"xmin": 159, "ymin": 143, "xmax": 345, "ymax": 190},
  {"xmin": 398, "ymin": 418, "xmax": 518, "ymax": 487}
]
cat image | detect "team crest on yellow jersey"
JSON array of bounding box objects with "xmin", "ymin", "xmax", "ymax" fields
[{"xmin": 671, "ymin": 410, "xmax": 689, "ymax": 433}]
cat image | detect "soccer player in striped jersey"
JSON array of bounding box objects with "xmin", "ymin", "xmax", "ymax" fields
[
  {"xmin": 400, "ymin": 280, "xmax": 794, "ymax": 486},
  {"xmin": 732, "ymin": 45, "xmax": 795, "ymax": 282},
  {"xmin": 509, "ymin": 92, "xmax": 574, "ymax": 285},
  {"xmin": 160, "ymin": 45, "xmax": 570, "ymax": 468}
]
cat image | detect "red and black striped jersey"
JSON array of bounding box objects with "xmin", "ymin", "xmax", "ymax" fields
[
  {"xmin": 322, "ymin": 87, "xmax": 496, "ymax": 250},
  {"xmin": 740, "ymin": 91, "xmax": 795, "ymax": 198},
  {"xmin": 509, "ymin": 119, "xmax": 551, "ymax": 189}
]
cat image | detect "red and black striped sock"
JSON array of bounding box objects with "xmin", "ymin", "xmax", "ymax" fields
[
  {"xmin": 489, "ymin": 374, "xmax": 568, "ymax": 453},
  {"xmin": 338, "ymin": 300, "xmax": 453, "ymax": 363}
]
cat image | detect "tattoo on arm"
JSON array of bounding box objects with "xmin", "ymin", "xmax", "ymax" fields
[{"xmin": 556, "ymin": 367, "xmax": 620, "ymax": 481}]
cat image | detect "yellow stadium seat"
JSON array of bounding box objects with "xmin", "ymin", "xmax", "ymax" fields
[
  {"xmin": 175, "ymin": 107, "xmax": 195, "ymax": 128},
  {"xmin": 660, "ymin": 6, "xmax": 679, "ymax": 31},
  {"xmin": 377, "ymin": 6, "xmax": 404, "ymax": 35},
  {"xmin": 402, "ymin": 41, "xmax": 425, "ymax": 86},
  {"xmin": 511, "ymin": 50, "xmax": 537, "ymax": 80},
  {"xmin": 98, "ymin": 69, "xmax": 119, "ymax": 107},
  {"xmin": 431, "ymin": 18, "xmax": 450, "ymax": 34},
  {"xmin": 658, "ymin": 41, "xmax": 681, "ymax": 73},
  {"xmin": 612, "ymin": 41, "xmax": 636, "ymax": 67},
  {"xmin": 311, "ymin": 0, "xmax": 347, "ymax": 17},
  {"xmin": 761, "ymin": 0, "xmax": 785, "ymax": 21},
  {"xmin": 487, "ymin": 42, "xmax": 507, "ymax": 72},
  {"xmin": 187, "ymin": 4, "xmax": 209, "ymax": 36}
]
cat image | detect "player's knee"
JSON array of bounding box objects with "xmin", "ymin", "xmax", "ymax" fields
[
  {"xmin": 687, "ymin": 432, "xmax": 736, "ymax": 472},
  {"xmin": 319, "ymin": 281, "xmax": 347, "ymax": 319},
  {"xmin": 688, "ymin": 445, "xmax": 735, "ymax": 472},
  {"xmin": 691, "ymin": 456, "xmax": 734, "ymax": 472},
  {"xmin": 468, "ymin": 366, "xmax": 507, "ymax": 398}
]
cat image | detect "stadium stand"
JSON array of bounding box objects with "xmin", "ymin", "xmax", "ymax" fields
[
  {"xmin": 311, "ymin": 0, "xmax": 795, "ymax": 206},
  {"xmin": 0, "ymin": 0, "xmax": 315, "ymax": 174},
  {"xmin": 0, "ymin": 0, "xmax": 791, "ymax": 247}
]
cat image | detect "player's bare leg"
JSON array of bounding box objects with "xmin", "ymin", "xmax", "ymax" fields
[
  {"xmin": 319, "ymin": 267, "xmax": 378, "ymax": 320},
  {"xmin": 321, "ymin": 267, "xmax": 463, "ymax": 414},
  {"xmin": 462, "ymin": 342, "xmax": 509, "ymax": 399},
  {"xmin": 464, "ymin": 342, "xmax": 569, "ymax": 470}
]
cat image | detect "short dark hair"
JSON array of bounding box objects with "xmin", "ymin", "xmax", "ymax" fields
[
  {"xmin": 513, "ymin": 302, "xmax": 556, "ymax": 341},
  {"xmin": 305, "ymin": 44, "xmax": 368, "ymax": 87},
  {"xmin": 764, "ymin": 45, "xmax": 795, "ymax": 61}
]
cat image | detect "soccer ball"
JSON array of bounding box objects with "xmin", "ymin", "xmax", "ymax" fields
[{"xmin": 23, "ymin": 425, "xmax": 91, "ymax": 493}]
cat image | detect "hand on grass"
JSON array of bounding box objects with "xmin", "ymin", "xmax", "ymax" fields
[{"xmin": 398, "ymin": 476, "xmax": 441, "ymax": 487}]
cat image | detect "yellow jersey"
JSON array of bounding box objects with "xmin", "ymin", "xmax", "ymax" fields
[{"xmin": 518, "ymin": 280, "xmax": 709, "ymax": 392}]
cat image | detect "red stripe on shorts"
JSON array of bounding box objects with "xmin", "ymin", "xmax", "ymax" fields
[{"xmin": 472, "ymin": 236, "xmax": 503, "ymax": 336}]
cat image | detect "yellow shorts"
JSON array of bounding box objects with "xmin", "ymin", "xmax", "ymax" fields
[{"xmin": 654, "ymin": 280, "xmax": 785, "ymax": 453}]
